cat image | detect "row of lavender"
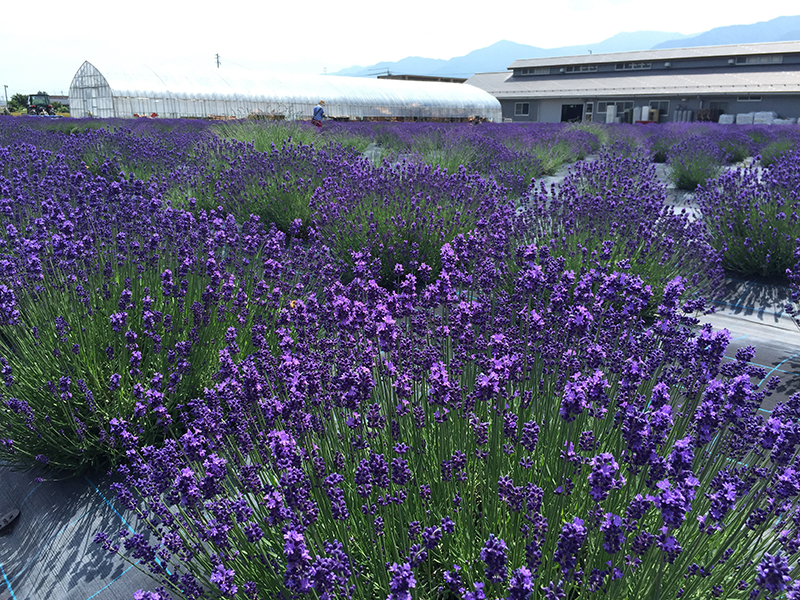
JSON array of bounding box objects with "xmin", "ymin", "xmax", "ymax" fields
[{"xmin": 0, "ymin": 117, "xmax": 799, "ymax": 599}]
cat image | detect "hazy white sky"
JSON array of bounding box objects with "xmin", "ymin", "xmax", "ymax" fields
[{"xmin": 0, "ymin": 1, "xmax": 794, "ymax": 98}]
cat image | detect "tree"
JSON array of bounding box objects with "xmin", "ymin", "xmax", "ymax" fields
[{"xmin": 8, "ymin": 93, "xmax": 27, "ymax": 112}]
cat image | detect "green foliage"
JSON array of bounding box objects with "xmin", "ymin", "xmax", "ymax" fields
[
  {"xmin": 8, "ymin": 93, "xmax": 27, "ymax": 112},
  {"xmin": 667, "ymin": 137, "xmax": 726, "ymax": 191},
  {"xmin": 214, "ymin": 120, "xmax": 320, "ymax": 150},
  {"xmin": 566, "ymin": 122, "xmax": 608, "ymax": 150},
  {"xmin": 0, "ymin": 246, "xmax": 281, "ymax": 474},
  {"xmin": 529, "ymin": 140, "xmax": 576, "ymax": 175},
  {"xmin": 699, "ymin": 164, "xmax": 800, "ymax": 278},
  {"xmin": 760, "ymin": 139, "xmax": 797, "ymax": 167},
  {"xmin": 212, "ymin": 120, "xmax": 373, "ymax": 154}
]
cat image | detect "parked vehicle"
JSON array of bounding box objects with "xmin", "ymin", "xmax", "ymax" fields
[{"xmin": 27, "ymin": 92, "xmax": 55, "ymax": 115}]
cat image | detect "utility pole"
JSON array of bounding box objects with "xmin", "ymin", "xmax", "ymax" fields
[
  {"xmin": 3, "ymin": 85, "xmax": 7, "ymax": 106},
  {"xmin": 216, "ymin": 54, "xmax": 221, "ymax": 68}
]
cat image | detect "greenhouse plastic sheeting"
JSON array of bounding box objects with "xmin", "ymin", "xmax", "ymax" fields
[{"xmin": 68, "ymin": 61, "xmax": 502, "ymax": 121}]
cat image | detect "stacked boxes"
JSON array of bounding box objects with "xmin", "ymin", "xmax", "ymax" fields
[{"xmin": 753, "ymin": 111, "xmax": 778, "ymax": 124}]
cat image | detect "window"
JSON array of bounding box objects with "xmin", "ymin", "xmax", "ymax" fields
[
  {"xmin": 585, "ymin": 102, "xmax": 593, "ymax": 113},
  {"xmin": 596, "ymin": 101, "xmax": 633, "ymax": 113},
  {"xmin": 517, "ymin": 67, "xmax": 550, "ymax": 76},
  {"xmin": 649, "ymin": 100, "xmax": 669, "ymax": 114},
  {"xmin": 735, "ymin": 55, "xmax": 783, "ymax": 65},
  {"xmin": 515, "ymin": 102, "xmax": 530, "ymax": 116},
  {"xmin": 615, "ymin": 62, "xmax": 652, "ymax": 71},
  {"xmin": 564, "ymin": 65, "xmax": 598, "ymax": 73},
  {"xmin": 738, "ymin": 96, "xmax": 762, "ymax": 102},
  {"xmin": 709, "ymin": 101, "xmax": 728, "ymax": 112}
]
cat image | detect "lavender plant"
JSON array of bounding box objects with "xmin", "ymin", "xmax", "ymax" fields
[
  {"xmin": 0, "ymin": 142, "xmax": 335, "ymax": 473},
  {"xmin": 696, "ymin": 149, "xmax": 800, "ymax": 277},
  {"xmin": 311, "ymin": 158, "xmax": 511, "ymax": 288},
  {"xmin": 165, "ymin": 136, "xmax": 368, "ymax": 238},
  {"xmin": 667, "ymin": 135, "xmax": 728, "ymax": 191},
  {"xmin": 97, "ymin": 243, "xmax": 797, "ymax": 600},
  {"xmin": 521, "ymin": 148, "xmax": 724, "ymax": 311},
  {"xmin": 788, "ymin": 238, "xmax": 800, "ymax": 325},
  {"xmin": 761, "ymin": 139, "xmax": 798, "ymax": 168}
]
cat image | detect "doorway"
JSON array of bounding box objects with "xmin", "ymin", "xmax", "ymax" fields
[{"xmin": 560, "ymin": 104, "xmax": 583, "ymax": 123}]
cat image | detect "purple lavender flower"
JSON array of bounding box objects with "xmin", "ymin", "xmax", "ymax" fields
[
  {"xmin": 553, "ymin": 517, "xmax": 586, "ymax": 576},
  {"xmin": 507, "ymin": 566, "xmax": 534, "ymax": 600},
  {"xmin": 386, "ymin": 562, "xmax": 416, "ymax": 600},
  {"xmin": 600, "ymin": 513, "xmax": 626, "ymax": 554},
  {"xmin": 210, "ymin": 564, "xmax": 238, "ymax": 596},
  {"xmin": 587, "ymin": 453, "xmax": 625, "ymax": 502},
  {"xmin": 756, "ymin": 553, "xmax": 793, "ymax": 595},
  {"xmin": 481, "ymin": 534, "xmax": 509, "ymax": 583},
  {"xmin": 283, "ymin": 529, "xmax": 312, "ymax": 594},
  {"xmin": 422, "ymin": 526, "xmax": 442, "ymax": 549}
]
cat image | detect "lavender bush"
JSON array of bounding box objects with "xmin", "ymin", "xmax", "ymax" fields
[
  {"xmin": 521, "ymin": 148, "xmax": 724, "ymax": 310},
  {"xmin": 761, "ymin": 139, "xmax": 799, "ymax": 168},
  {"xmin": 2, "ymin": 118, "xmax": 800, "ymax": 599},
  {"xmin": 696, "ymin": 149, "xmax": 800, "ymax": 277},
  {"xmin": 310, "ymin": 158, "xmax": 512, "ymax": 288},
  {"xmin": 165, "ymin": 137, "xmax": 368, "ymax": 238},
  {"xmin": 788, "ymin": 238, "xmax": 800, "ymax": 324},
  {"xmin": 98, "ymin": 240, "xmax": 798, "ymax": 600},
  {"xmin": 667, "ymin": 135, "xmax": 729, "ymax": 191},
  {"xmin": 0, "ymin": 141, "xmax": 336, "ymax": 472}
]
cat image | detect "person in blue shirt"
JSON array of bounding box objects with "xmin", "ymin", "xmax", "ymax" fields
[{"xmin": 312, "ymin": 100, "xmax": 326, "ymax": 127}]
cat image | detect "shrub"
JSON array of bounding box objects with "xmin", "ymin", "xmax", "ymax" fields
[
  {"xmin": 696, "ymin": 149, "xmax": 800, "ymax": 277},
  {"xmin": 667, "ymin": 135, "xmax": 727, "ymax": 191},
  {"xmin": 0, "ymin": 144, "xmax": 333, "ymax": 473},
  {"xmin": 761, "ymin": 139, "xmax": 798, "ymax": 167},
  {"xmin": 520, "ymin": 149, "xmax": 723, "ymax": 311},
  {"xmin": 97, "ymin": 249, "xmax": 796, "ymax": 600},
  {"xmin": 312, "ymin": 159, "xmax": 510, "ymax": 288}
]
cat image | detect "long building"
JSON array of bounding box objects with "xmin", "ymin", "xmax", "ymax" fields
[
  {"xmin": 466, "ymin": 41, "xmax": 800, "ymax": 124},
  {"xmin": 68, "ymin": 61, "xmax": 502, "ymax": 122}
]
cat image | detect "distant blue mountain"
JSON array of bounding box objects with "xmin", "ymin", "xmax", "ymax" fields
[
  {"xmin": 334, "ymin": 15, "xmax": 800, "ymax": 79},
  {"xmin": 653, "ymin": 15, "xmax": 800, "ymax": 48}
]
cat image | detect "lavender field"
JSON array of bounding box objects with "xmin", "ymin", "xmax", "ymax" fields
[{"xmin": 2, "ymin": 116, "xmax": 800, "ymax": 600}]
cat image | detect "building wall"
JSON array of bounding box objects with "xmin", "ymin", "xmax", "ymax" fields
[
  {"xmin": 491, "ymin": 46, "xmax": 800, "ymax": 123},
  {"xmin": 501, "ymin": 99, "xmax": 539, "ymax": 121},
  {"xmin": 505, "ymin": 94, "xmax": 800, "ymax": 123}
]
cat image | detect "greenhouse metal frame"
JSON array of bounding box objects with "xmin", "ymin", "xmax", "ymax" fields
[{"xmin": 68, "ymin": 61, "xmax": 502, "ymax": 122}]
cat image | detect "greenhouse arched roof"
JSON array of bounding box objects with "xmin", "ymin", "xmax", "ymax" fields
[{"xmin": 68, "ymin": 61, "xmax": 502, "ymax": 121}]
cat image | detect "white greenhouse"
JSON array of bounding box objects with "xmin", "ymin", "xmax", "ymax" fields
[{"xmin": 68, "ymin": 61, "xmax": 502, "ymax": 122}]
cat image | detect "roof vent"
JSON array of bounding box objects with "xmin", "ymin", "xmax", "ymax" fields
[{"xmin": 664, "ymin": 62, "xmax": 671, "ymax": 68}]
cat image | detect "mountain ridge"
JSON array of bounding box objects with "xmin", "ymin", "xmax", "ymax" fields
[{"xmin": 332, "ymin": 15, "xmax": 800, "ymax": 79}]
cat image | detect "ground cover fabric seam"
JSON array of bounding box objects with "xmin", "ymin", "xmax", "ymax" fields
[
  {"xmin": 0, "ymin": 563, "xmax": 16, "ymax": 600},
  {"xmin": 758, "ymin": 351, "xmax": 800, "ymax": 388}
]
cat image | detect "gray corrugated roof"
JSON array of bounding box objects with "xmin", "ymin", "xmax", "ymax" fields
[
  {"xmin": 509, "ymin": 41, "xmax": 800, "ymax": 69},
  {"xmin": 466, "ymin": 70, "xmax": 800, "ymax": 98}
]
